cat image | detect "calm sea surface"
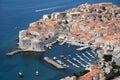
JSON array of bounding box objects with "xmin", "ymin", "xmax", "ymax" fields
[{"xmin": 0, "ymin": 0, "xmax": 120, "ymax": 80}]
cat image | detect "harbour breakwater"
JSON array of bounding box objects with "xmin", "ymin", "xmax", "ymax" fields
[
  {"xmin": 44, "ymin": 57, "xmax": 67, "ymax": 69},
  {"xmin": 5, "ymin": 49, "xmax": 45, "ymax": 56}
]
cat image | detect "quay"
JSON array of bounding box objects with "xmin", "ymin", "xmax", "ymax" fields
[
  {"xmin": 66, "ymin": 40, "xmax": 89, "ymax": 47},
  {"xmin": 59, "ymin": 39, "xmax": 67, "ymax": 45},
  {"xmin": 6, "ymin": 49, "xmax": 45, "ymax": 56},
  {"xmin": 6, "ymin": 50, "xmax": 24, "ymax": 56},
  {"xmin": 44, "ymin": 57, "xmax": 66, "ymax": 69}
]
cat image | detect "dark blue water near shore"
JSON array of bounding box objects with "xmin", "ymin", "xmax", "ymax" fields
[{"xmin": 0, "ymin": 0, "xmax": 120, "ymax": 80}]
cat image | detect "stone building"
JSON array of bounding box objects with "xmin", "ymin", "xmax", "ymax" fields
[
  {"xmin": 80, "ymin": 65, "xmax": 105, "ymax": 80},
  {"xmin": 51, "ymin": 12, "xmax": 66, "ymax": 20},
  {"xmin": 60, "ymin": 76, "xmax": 76, "ymax": 80},
  {"xmin": 66, "ymin": 12, "xmax": 81, "ymax": 22},
  {"xmin": 19, "ymin": 27, "xmax": 57, "ymax": 52}
]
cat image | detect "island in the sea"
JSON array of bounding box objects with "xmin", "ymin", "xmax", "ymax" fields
[{"xmin": 7, "ymin": 2, "xmax": 120, "ymax": 80}]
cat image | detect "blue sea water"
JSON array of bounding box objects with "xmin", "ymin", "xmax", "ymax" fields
[{"xmin": 0, "ymin": 0, "xmax": 120, "ymax": 80}]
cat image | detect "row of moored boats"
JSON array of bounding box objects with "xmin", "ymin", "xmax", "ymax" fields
[{"xmin": 52, "ymin": 51, "xmax": 96, "ymax": 68}]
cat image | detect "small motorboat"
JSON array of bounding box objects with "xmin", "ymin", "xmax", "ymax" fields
[
  {"xmin": 35, "ymin": 70, "xmax": 39, "ymax": 76},
  {"xmin": 53, "ymin": 57, "xmax": 57, "ymax": 60},
  {"xmin": 60, "ymin": 55, "xmax": 65, "ymax": 58},
  {"xmin": 68, "ymin": 54, "xmax": 71, "ymax": 57},
  {"xmin": 63, "ymin": 57, "xmax": 67, "ymax": 60},
  {"xmin": 66, "ymin": 65, "xmax": 70, "ymax": 68},
  {"xmin": 18, "ymin": 72, "xmax": 24, "ymax": 77},
  {"xmin": 56, "ymin": 60, "xmax": 63, "ymax": 65}
]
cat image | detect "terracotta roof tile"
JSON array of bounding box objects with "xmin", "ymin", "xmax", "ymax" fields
[
  {"xmin": 99, "ymin": 77, "xmax": 106, "ymax": 80},
  {"xmin": 80, "ymin": 69, "xmax": 104, "ymax": 80},
  {"xmin": 103, "ymin": 35, "xmax": 118, "ymax": 40}
]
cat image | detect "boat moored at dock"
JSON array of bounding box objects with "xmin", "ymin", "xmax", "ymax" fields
[
  {"xmin": 44, "ymin": 57, "xmax": 67, "ymax": 69},
  {"xmin": 82, "ymin": 53, "xmax": 92, "ymax": 61},
  {"xmin": 76, "ymin": 46, "xmax": 90, "ymax": 51},
  {"xmin": 86, "ymin": 51, "xmax": 95, "ymax": 59}
]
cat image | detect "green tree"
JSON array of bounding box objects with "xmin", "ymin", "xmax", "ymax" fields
[
  {"xmin": 103, "ymin": 55, "xmax": 112, "ymax": 62},
  {"xmin": 48, "ymin": 15, "xmax": 51, "ymax": 19}
]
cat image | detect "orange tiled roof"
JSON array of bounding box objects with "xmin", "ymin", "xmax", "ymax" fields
[
  {"xmin": 95, "ymin": 41, "xmax": 104, "ymax": 46},
  {"xmin": 99, "ymin": 77, "xmax": 106, "ymax": 80},
  {"xmin": 114, "ymin": 77, "xmax": 120, "ymax": 80},
  {"xmin": 103, "ymin": 35, "xmax": 118, "ymax": 40},
  {"xmin": 99, "ymin": 2, "xmax": 112, "ymax": 6},
  {"xmin": 92, "ymin": 4, "xmax": 100, "ymax": 8},
  {"xmin": 70, "ymin": 23, "xmax": 81, "ymax": 35},
  {"xmin": 90, "ymin": 65, "xmax": 99, "ymax": 70},
  {"xmin": 88, "ymin": 21, "xmax": 97, "ymax": 26},
  {"xmin": 80, "ymin": 69, "xmax": 104, "ymax": 80},
  {"xmin": 38, "ymin": 19, "xmax": 44, "ymax": 23}
]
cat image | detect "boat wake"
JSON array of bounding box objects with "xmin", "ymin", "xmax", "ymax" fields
[{"xmin": 35, "ymin": 5, "xmax": 66, "ymax": 12}]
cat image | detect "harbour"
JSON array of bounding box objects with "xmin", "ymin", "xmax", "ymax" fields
[
  {"xmin": 44, "ymin": 43, "xmax": 97, "ymax": 70},
  {"xmin": 1, "ymin": 0, "xmax": 120, "ymax": 80},
  {"xmin": 1, "ymin": 41, "xmax": 97, "ymax": 80}
]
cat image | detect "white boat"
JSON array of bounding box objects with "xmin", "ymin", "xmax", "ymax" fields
[
  {"xmin": 76, "ymin": 54, "xmax": 84, "ymax": 60},
  {"xmin": 68, "ymin": 54, "xmax": 71, "ymax": 57},
  {"xmin": 49, "ymin": 46, "xmax": 51, "ymax": 49},
  {"xmin": 60, "ymin": 55, "xmax": 65, "ymax": 58},
  {"xmin": 76, "ymin": 46, "xmax": 89, "ymax": 51},
  {"xmin": 63, "ymin": 64, "xmax": 69, "ymax": 68},
  {"xmin": 82, "ymin": 53, "xmax": 92, "ymax": 61},
  {"xmin": 55, "ymin": 59, "xmax": 69, "ymax": 68},
  {"xmin": 91, "ymin": 50, "xmax": 97, "ymax": 56},
  {"xmin": 66, "ymin": 59, "xmax": 79, "ymax": 68},
  {"xmin": 72, "ymin": 58, "xmax": 86, "ymax": 67},
  {"xmin": 53, "ymin": 57, "xmax": 57, "ymax": 60},
  {"xmin": 18, "ymin": 72, "xmax": 24, "ymax": 77},
  {"xmin": 86, "ymin": 51, "xmax": 95, "ymax": 58},
  {"xmin": 75, "ymin": 54, "xmax": 91, "ymax": 65},
  {"xmin": 35, "ymin": 70, "xmax": 39, "ymax": 76},
  {"xmin": 66, "ymin": 65, "xmax": 70, "ymax": 68},
  {"xmin": 56, "ymin": 60, "xmax": 64, "ymax": 65}
]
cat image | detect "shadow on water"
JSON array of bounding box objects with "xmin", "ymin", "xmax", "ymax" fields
[{"xmin": 18, "ymin": 52, "xmax": 45, "ymax": 63}]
